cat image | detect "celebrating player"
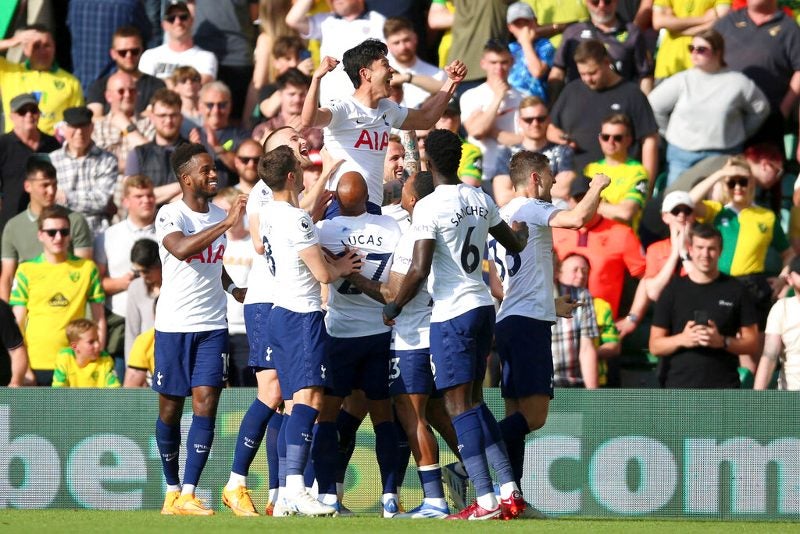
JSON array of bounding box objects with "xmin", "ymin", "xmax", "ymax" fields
[{"xmin": 153, "ymin": 143, "xmax": 247, "ymax": 516}]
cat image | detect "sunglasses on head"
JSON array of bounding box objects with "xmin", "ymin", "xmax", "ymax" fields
[
  {"xmin": 164, "ymin": 13, "xmax": 190, "ymax": 23},
  {"xmin": 115, "ymin": 47, "xmax": 141, "ymax": 57},
  {"xmin": 237, "ymin": 156, "xmax": 260, "ymax": 165},
  {"xmin": 599, "ymin": 133, "xmax": 625, "ymax": 142},
  {"xmin": 670, "ymin": 205, "xmax": 693, "ymax": 216},
  {"xmin": 688, "ymin": 44, "xmax": 712, "ymax": 55},
  {"xmin": 521, "ymin": 114, "xmax": 548, "ymax": 124},
  {"xmin": 42, "ymin": 228, "xmax": 70, "ymax": 238},
  {"xmin": 726, "ymin": 176, "xmax": 750, "ymax": 189},
  {"xmin": 203, "ymin": 101, "xmax": 229, "ymax": 110}
]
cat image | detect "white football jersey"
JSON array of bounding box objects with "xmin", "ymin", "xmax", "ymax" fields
[
  {"xmin": 155, "ymin": 200, "xmax": 227, "ymax": 332},
  {"xmin": 323, "ymin": 96, "xmax": 408, "ymax": 206},
  {"xmin": 317, "ymin": 212, "xmax": 402, "ymax": 337},
  {"xmin": 490, "ymin": 196, "xmax": 560, "ymax": 323},
  {"xmin": 259, "ymin": 201, "xmax": 321, "ymax": 313},
  {"xmin": 244, "ymin": 181, "xmax": 275, "ymax": 305},
  {"xmin": 390, "ymin": 230, "xmax": 432, "ymax": 351},
  {"xmin": 411, "ymin": 184, "xmax": 502, "ymax": 322}
]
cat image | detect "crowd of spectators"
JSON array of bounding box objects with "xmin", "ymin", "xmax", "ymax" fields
[{"xmin": 0, "ymin": 0, "xmax": 799, "ymax": 390}]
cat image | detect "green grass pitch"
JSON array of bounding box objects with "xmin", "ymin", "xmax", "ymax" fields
[{"xmin": 0, "ymin": 511, "xmax": 797, "ymax": 533}]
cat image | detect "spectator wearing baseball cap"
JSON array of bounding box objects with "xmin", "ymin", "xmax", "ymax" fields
[
  {"xmin": 0, "ymin": 93, "xmax": 62, "ymax": 229},
  {"xmin": 642, "ymin": 191, "xmax": 697, "ymax": 304},
  {"xmin": 49, "ymin": 106, "xmax": 119, "ymax": 236},
  {"xmin": 505, "ymin": 2, "xmax": 555, "ymax": 102}
]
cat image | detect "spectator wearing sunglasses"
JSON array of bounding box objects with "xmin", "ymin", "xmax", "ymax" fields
[
  {"xmin": 648, "ymin": 29, "xmax": 769, "ymax": 188},
  {"xmin": 689, "ymin": 156, "xmax": 793, "ymax": 375},
  {"xmin": 188, "ymin": 81, "xmax": 250, "ymax": 190},
  {"xmin": 584, "ymin": 113, "xmax": 648, "ymax": 232},
  {"xmin": 0, "ymin": 93, "xmax": 62, "ymax": 230},
  {"xmin": 92, "ymin": 71, "xmax": 157, "ymax": 175},
  {"xmin": 138, "ymin": 1, "xmax": 217, "ymax": 84},
  {"xmin": 0, "ymin": 158, "xmax": 94, "ymax": 303},
  {"xmin": 67, "ymin": 0, "xmax": 152, "ymax": 95},
  {"xmin": 652, "ymin": 0, "xmax": 730, "ymax": 80},
  {"xmin": 86, "ymin": 25, "xmax": 166, "ymax": 119},
  {"xmin": 642, "ymin": 191, "xmax": 697, "ymax": 304},
  {"xmin": 9, "ymin": 205, "xmax": 106, "ymax": 386}
]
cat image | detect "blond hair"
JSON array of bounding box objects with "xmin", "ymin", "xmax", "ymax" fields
[{"xmin": 66, "ymin": 318, "xmax": 98, "ymax": 344}]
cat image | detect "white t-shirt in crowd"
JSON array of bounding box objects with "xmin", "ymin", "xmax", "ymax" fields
[
  {"xmin": 411, "ymin": 183, "xmax": 502, "ymax": 322},
  {"xmin": 139, "ymin": 44, "xmax": 218, "ymax": 80},
  {"xmin": 260, "ymin": 201, "xmax": 321, "ymax": 313},
  {"xmin": 490, "ymin": 196, "xmax": 560, "ymax": 323},
  {"xmin": 459, "ymin": 82, "xmax": 522, "ymax": 181},
  {"xmin": 94, "ymin": 219, "xmax": 156, "ymax": 317},
  {"xmin": 765, "ymin": 296, "xmax": 800, "ymax": 390},
  {"xmin": 303, "ymin": 10, "xmax": 387, "ymax": 104},
  {"xmin": 243, "ymin": 180, "xmax": 275, "ymax": 305},
  {"xmin": 155, "ymin": 200, "xmax": 227, "ymax": 332},
  {"xmin": 317, "ymin": 212, "xmax": 401, "ymax": 337},
  {"xmin": 391, "ymin": 230, "xmax": 432, "ymax": 351},
  {"xmin": 323, "ymin": 96, "xmax": 408, "ymax": 206}
]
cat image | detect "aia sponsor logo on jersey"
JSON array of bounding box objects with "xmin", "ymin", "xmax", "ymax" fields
[
  {"xmin": 185, "ymin": 243, "xmax": 225, "ymax": 264},
  {"xmin": 354, "ymin": 130, "xmax": 389, "ymax": 151}
]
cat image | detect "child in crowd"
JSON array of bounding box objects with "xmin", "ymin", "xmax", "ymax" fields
[{"xmin": 52, "ymin": 319, "xmax": 120, "ymax": 388}]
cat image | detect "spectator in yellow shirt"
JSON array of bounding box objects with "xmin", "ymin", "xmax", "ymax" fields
[
  {"xmin": 583, "ymin": 113, "xmax": 649, "ymax": 232},
  {"xmin": 52, "ymin": 318, "xmax": 120, "ymax": 388}
]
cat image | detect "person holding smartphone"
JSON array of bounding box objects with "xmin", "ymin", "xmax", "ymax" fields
[{"xmin": 649, "ymin": 223, "xmax": 760, "ymax": 388}]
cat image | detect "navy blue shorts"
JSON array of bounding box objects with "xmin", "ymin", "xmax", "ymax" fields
[
  {"xmin": 328, "ymin": 331, "xmax": 392, "ymax": 400},
  {"xmin": 324, "ymin": 199, "xmax": 382, "ymax": 220},
  {"xmin": 389, "ymin": 348, "xmax": 434, "ymax": 396},
  {"xmin": 429, "ymin": 305, "xmax": 495, "ymax": 391},
  {"xmin": 244, "ymin": 303, "xmax": 275, "ymax": 370},
  {"xmin": 495, "ymin": 315, "xmax": 554, "ymax": 399},
  {"xmin": 153, "ymin": 329, "xmax": 229, "ymax": 396},
  {"xmin": 268, "ymin": 307, "xmax": 330, "ymax": 400}
]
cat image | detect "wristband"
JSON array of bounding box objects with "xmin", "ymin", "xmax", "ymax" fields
[
  {"xmin": 226, "ymin": 283, "xmax": 237, "ymax": 295},
  {"xmin": 383, "ymin": 302, "xmax": 402, "ymax": 320},
  {"xmin": 407, "ymin": 72, "xmax": 413, "ymax": 84}
]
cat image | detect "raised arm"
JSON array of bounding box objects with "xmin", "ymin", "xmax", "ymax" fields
[
  {"xmin": 301, "ymin": 56, "xmax": 338, "ymax": 129},
  {"xmin": 285, "ymin": 0, "xmax": 313, "ymax": 36},
  {"xmin": 400, "ymin": 60, "xmax": 467, "ymax": 131},
  {"xmin": 162, "ymin": 194, "xmax": 247, "ymax": 260},
  {"xmin": 550, "ymin": 173, "xmax": 610, "ymax": 228}
]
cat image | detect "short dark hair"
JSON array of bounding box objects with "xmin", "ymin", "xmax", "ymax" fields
[
  {"xmin": 258, "ymin": 145, "xmax": 297, "ymax": 192},
  {"xmin": 130, "ymin": 238, "xmax": 160, "ymax": 268},
  {"xmin": 149, "ymin": 88, "xmax": 182, "ymax": 109},
  {"xmin": 483, "ymin": 39, "xmax": 510, "ymax": 56},
  {"xmin": 26, "ymin": 156, "xmax": 57, "ymax": 180},
  {"xmin": 24, "ymin": 23, "xmax": 51, "ymax": 36},
  {"xmin": 170, "ymin": 143, "xmax": 208, "ymax": 178},
  {"xmin": 383, "ymin": 16, "xmax": 415, "ymax": 39},
  {"xmin": 689, "ymin": 222, "xmax": 722, "ymax": 246},
  {"xmin": 509, "ymin": 151, "xmax": 551, "ymax": 189},
  {"xmin": 410, "ymin": 170, "xmax": 435, "ymax": 199},
  {"xmin": 276, "ymin": 68, "xmax": 311, "ymax": 91},
  {"xmin": 425, "ymin": 129, "xmax": 462, "ymax": 178},
  {"xmin": 38, "ymin": 205, "xmax": 70, "ymax": 230},
  {"xmin": 343, "ymin": 39, "xmax": 389, "ymax": 89},
  {"xmin": 112, "ymin": 25, "xmax": 142, "ymax": 43},
  {"xmin": 574, "ymin": 39, "xmax": 609, "ymax": 64}
]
